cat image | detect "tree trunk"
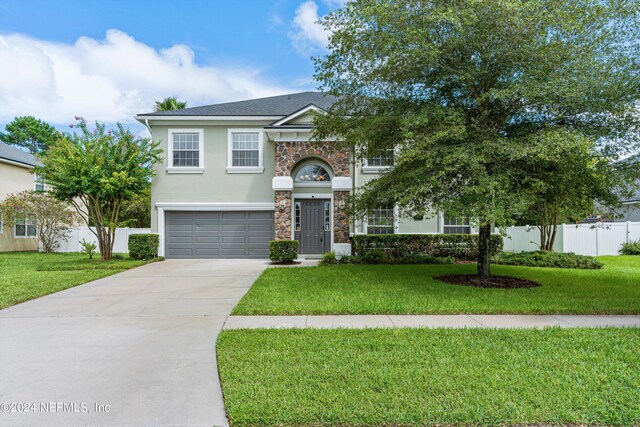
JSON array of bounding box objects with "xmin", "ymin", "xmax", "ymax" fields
[{"xmin": 477, "ymin": 222, "xmax": 492, "ymax": 278}]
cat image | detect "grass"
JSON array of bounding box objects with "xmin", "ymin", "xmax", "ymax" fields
[
  {"xmin": 217, "ymin": 327, "xmax": 640, "ymax": 426},
  {"xmin": 232, "ymin": 255, "xmax": 640, "ymax": 314},
  {"xmin": 0, "ymin": 252, "xmax": 161, "ymax": 309}
]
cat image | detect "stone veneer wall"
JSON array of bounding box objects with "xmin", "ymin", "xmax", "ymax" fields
[
  {"xmin": 275, "ymin": 141, "xmax": 350, "ymax": 177},
  {"xmin": 274, "ymin": 190, "xmax": 292, "ymax": 240},
  {"xmin": 273, "ymin": 140, "xmax": 351, "ymax": 245},
  {"xmin": 333, "ymin": 191, "xmax": 350, "ymax": 244}
]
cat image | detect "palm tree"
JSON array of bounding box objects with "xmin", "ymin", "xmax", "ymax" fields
[{"xmin": 154, "ymin": 96, "xmax": 187, "ymax": 112}]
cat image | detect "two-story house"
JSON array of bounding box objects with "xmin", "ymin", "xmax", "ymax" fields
[
  {"xmin": 136, "ymin": 92, "xmax": 472, "ymax": 259},
  {"xmin": 0, "ymin": 141, "xmax": 39, "ymax": 252}
]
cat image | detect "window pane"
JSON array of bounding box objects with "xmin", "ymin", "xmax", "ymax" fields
[
  {"xmin": 367, "ymin": 148, "xmax": 394, "ymax": 167},
  {"xmin": 15, "ymin": 224, "xmax": 25, "ymax": 236},
  {"xmin": 172, "ymin": 132, "xmax": 199, "ymax": 167},
  {"xmin": 294, "ymin": 164, "xmax": 331, "ymax": 182},
  {"xmin": 27, "ymin": 224, "xmax": 36, "ymax": 237},
  {"xmin": 231, "ymin": 133, "xmax": 260, "ymax": 167},
  {"xmin": 368, "ymin": 205, "xmax": 395, "ymax": 235}
]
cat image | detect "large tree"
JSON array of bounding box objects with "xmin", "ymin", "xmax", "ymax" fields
[
  {"xmin": 313, "ymin": 0, "xmax": 640, "ymax": 278},
  {"xmin": 0, "ymin": 116, "xmax": 59, "ymax": 154},
  {"xmin": 37, "ymin": 119, "xmax": 162, "ymax": 260},
  {"xmin": 154, "ymin": 96, "xmax": 187, "ymax": 112}
]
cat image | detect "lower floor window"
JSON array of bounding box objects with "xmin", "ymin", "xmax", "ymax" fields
[
  {"xmin": 15, "ymin": 218, "xmax": 36, "ymax": 237},
  {"xmin": 443, "ymin": 215, "xmax": 471, "ymax": 234},
  {"xmin": 367, "ymin": 206, "xmax": 395, "ymax": 235}
]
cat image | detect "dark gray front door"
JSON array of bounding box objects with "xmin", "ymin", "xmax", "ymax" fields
[
  {"xmin": 165, "ymin": 211, "xmax": 274, "ymax": 258},
  {"xmin": 299, "ymin": 199, "xmax": 330, "ymax": 254}
]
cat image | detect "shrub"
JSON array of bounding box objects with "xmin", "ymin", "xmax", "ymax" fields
[
  {"xmin": 620, "ymin": 240, "xmax": 640, "ymax": 255},
  {"xmin": 320, "ymin": 251, "xmax": 339, "ymax": 266},
  {"xmin": 269, "ymin": 240, "xmax": 299, "ymax": 263},
  {"xmin": 493, "ymin": 251, "xmax": 603, "ymax": 269},
  {"xmin": 352, "ymin": 234, "xmax": 503, "ymax": 260},
  {"xmin": 128, "ymin": 233, "xmax": 159, "ymax": 260},
  {"xmin": 79, "ymin": 239, "xmax": 97, "ymax": 259}
]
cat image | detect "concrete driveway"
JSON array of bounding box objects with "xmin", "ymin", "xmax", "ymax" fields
[{"xmin": 0, "ymin": 259, "xmax": 268, "ymax": 427}]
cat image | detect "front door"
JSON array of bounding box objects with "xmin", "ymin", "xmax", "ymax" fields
[{"xmin": 299, "ymin": 199, "xmax": 330, "ymax": 254}]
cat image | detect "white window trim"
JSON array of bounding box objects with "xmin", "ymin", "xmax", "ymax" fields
[
  {"xmin": 364, "ymin": 205, "xmax": 398, "ymax": 234},
  {"xmin": 361, "ymin": 147, "xmax": 396, "ymax": 174},
  {"xmin": 226, "ymin": 128, "xmax": 264, "ymax": 173},
  {"xmin": 14, "ymin": 218, "xmax": 36, "ymax": 239},
  {"xmin": 167, "ymin": 128, "xmax": 205, "ymax": 174},
  {"xmin": 0, "ymin": 216, "xmax": 3, "ymax": 234}
]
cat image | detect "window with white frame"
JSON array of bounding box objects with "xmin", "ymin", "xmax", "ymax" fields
[
  {"xmin": 231, "ymin": 132, "xmax": 260, "ymax": 167},
  {"xmin": 34, "ymin": 173, "xmax": 45, "ymax": 191},
  {"xmin": 367, "ymin": 206, "xmax": 395, "ymax": 235},
  {"xmin": 15, "ymin": 217, "xmax": 36, "ymax": 238},
  {"xmin": 443, "ymin": 215, "xmax": 471, "ymax": 234},
  {"xmin": 169, "ymin": 129, "xmax": 203, "ymax": 168},
  {"xmin": 227, "ymin": 129, "xmax": 263, "ymax": 171},
  {"xmin": 366, "ymin": 148, "xmax": 394, "ymax": 167},
  {"xmin": 0, "ymin": 215, "xmax": 3, "ymax": 233}
]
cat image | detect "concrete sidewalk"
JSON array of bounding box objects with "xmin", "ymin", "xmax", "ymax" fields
[{"xmin": 224, "ymin": 314, "xmax": 640, "ymax": 330}]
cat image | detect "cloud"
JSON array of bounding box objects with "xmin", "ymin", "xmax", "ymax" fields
[
  {"xmin": 290, "ymin": 1, "xmax": 329, "ymax": 56},
  {"xmin": 0, "ymin": 29, "xmax": 294, "ymax": 125}
]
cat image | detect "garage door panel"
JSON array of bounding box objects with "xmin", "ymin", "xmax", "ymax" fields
[{"xmin": 165, "ymin": 210, "xmax": 273, "ymax": 258}]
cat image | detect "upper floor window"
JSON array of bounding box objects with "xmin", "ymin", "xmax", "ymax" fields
[
  {"xmin": 366, "ymin": 148, "xmax": 394, "ymax": 167},
  {"xmin": 15, "ymin": 217, "xmax": 36, "ymax": 238},
  {"xmin": 294, "ymin": 163, "xmax": 331, "ymax": 184},
  {"xmin": 227, "ymin": 129, "xmax": 264, "ymax": 173},
  {"xmin": 167, "ymin": 129, "xmax": 204, "ymax": 173},
  {"xmin": 367, "ymin": 205, "xmax": 395, "ymax": 235},
  {"xmin": 443, "ymin": 215, "xmax": 471, "ymax": 234}
]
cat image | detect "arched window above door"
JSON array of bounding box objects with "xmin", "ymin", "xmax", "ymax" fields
[{"xmin": 294, "ymin": 163, "xmax": 332, "ymax": 184}]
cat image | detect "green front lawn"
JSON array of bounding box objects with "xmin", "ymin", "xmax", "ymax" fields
[
  {"xmin": 217, "ymin": 327, "xmax": 640, "ymax": 426},
  {"xmin": 0, "ymin": 252, "xmax": 160, "ymax": 309},
  {"xmin": 233, "ymin": 256, "xmax": 640, "ymax": 314}
]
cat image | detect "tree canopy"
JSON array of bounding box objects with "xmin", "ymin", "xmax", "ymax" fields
[
  {"xmin": 0, "ymin": 116, "xmax": 59, "ymax": 154},
  {"xmin": 313, "ymin": 0, "xmax": 640, "ymax": 277},
  {"xmin": 154, "ymin": 96, "xmax": 187, "ymax": 112},
  {"xmin": 36, "ymin": 119, "xmax": 162, "ymax": 260}
]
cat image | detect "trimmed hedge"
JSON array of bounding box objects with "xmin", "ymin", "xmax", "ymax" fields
[
  {"xmin": 269, "ymin": 240, "xmax": 299, "ymax": 263},
  {"xmin": 128, "ymin": 233, "xmax": 159, "ymax": 260},
  {"xmin": 320, "ymin": 250, "xmax": 454, "ymax": 266},
  {"xmin": 352, "ymin": 234, "xmax": 503, "ymax": 260},
  {"xmin": 493, "ymin": 251, "xmax": 603, "ymax": 270}
]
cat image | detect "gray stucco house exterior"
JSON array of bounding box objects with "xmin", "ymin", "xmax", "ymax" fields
[{"xmin": 136, "ymin": 92, "xmax": 468, "ymax": 258}]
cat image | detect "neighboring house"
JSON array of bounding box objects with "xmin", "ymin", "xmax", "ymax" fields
[
  {"xmin": 136, "ymin": 91, "xmax": 472, "ymax": 259},
  {"xmin": 0, "ymin": 141, "xmax": 40, "ymax": 252},
  {"xmin": 619, "ymin": 189, "xmax": 640, "ymax": 222}
]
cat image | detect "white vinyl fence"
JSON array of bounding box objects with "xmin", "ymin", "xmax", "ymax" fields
[
  {"xmin": 54, "ymin": 227, "xmax": 151, "ymax": 253},
  {"xmin": 503, "ymin": 222, "xmax": 640, "ymax": 256}
]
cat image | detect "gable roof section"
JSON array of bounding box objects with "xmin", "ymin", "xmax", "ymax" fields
[
  {"xmin": 0, "ymin": 141, "xmax": 39, "ymax": 168},
  {"xmin": 137, "ymin": 91, "xmax": 339, "ymax": 118}
]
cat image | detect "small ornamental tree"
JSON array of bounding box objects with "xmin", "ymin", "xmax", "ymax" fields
[
  {"xmin": 0, "ymin": 116, "xmax": 59, "ymax": 154},
  {"xmin": 0, "ymin": 190, "xmax": 77, "ymax": 253},
  {"xmin": 313, "ymin": 0, "xmax": 640, "ymax": 278},
  {"xmin": 518, "ymin": 130, "xmax": 639, "ymax": 251},
  {"xmin": 37, "ymin": 119, "xmax": 162, "ymax": 260}
]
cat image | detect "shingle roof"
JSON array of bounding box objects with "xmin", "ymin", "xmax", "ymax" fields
[
  {"xmin": 0, "ymin": 141, "xmax": 39, "ymax": 167},
  {"xmin": 138, "ymin": 91, "xmax": 339, "ymax": 117}
]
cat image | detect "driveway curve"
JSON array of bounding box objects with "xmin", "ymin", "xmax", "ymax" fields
[{"xmin": 0, "ymin": 259, "xmax": 268, "ymax": 427}]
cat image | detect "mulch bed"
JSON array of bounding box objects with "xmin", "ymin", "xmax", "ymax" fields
[
  {"xmin": 435, "ymin": 274, "xmax": 542, "ymax": 289},
  {"xmin": 270, "ymin": 261, "xmax": 302, "ymax": 266}
]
